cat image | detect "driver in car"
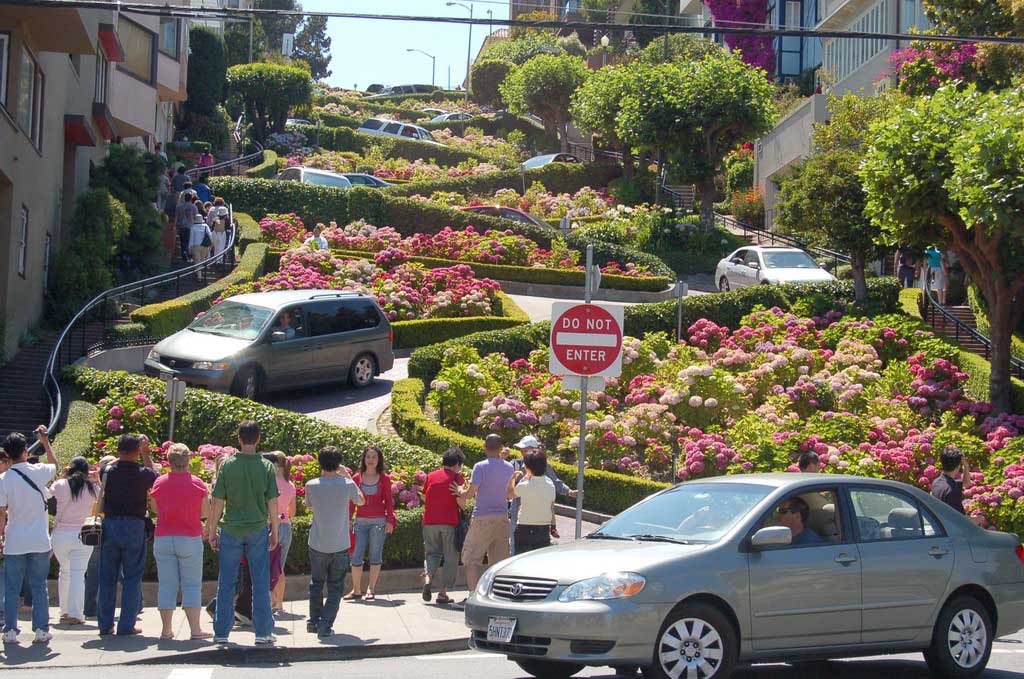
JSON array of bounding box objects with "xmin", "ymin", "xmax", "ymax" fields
[
  {"xmin": 775, "ymin": 497, "xmax": 822, "ymax": 545},
  {"xmin": 274, "ymin": 311, "xmax": 296, "ymax": 340}
]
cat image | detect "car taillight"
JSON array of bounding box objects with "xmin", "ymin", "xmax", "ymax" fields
[
  {"xmin": 1016, "ymin": 544, "xmax": 1024, "ymax": 568},
  {"xmin": 388, "ymin": 328, "xmax": 394, "ymax": 345}
]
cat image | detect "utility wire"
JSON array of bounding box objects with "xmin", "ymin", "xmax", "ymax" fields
[{"xmin": 1, "ymin": 0, "xmax": 1022, "ymax": 45}]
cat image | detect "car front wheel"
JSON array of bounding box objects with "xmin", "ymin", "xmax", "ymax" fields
[
  {"xmin": 349, "ymin": 353, "xmax": 376, "ymax": 388},
  {"xmin": 718, "ymin": 276, "xmax": 730, "ymax": 292},
  {"xmin": 231, "ymin": 365, "xmax": 263, "ymax": 401},
  {"xmin": 513, "ymin": 659, "xmax": 584, "ymax": 679},
  {"xmin": 646, "ymin": 603, "xmax": 737, "ymax": 679},
  {"xmin": 924, "ymin": 595, "xmax": 993, "ymax": 678}
]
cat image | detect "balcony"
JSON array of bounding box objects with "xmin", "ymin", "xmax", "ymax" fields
[
  {"xmin": 157, "ymin": 51, "xmax": 187, "ymax": 102},
  {"xmin": 0, "ymin": 6, "xmax": 93, "ymax": 54},
  {"xmin": 755, "ymin": 94, "xmax": 828, "ymax": 183},
  {"xmin": 110, "ymin": 68, "xmax": 157, "ymax": 137},
  {"xmin": 817, "ymin": 0, "xmax": 878, "ymax": 30}
]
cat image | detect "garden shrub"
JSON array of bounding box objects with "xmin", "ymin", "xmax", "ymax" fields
[
  {"xmin": 244, "ymin": 149, "xmax": 279, "ymax": 179},
  {"xmin": 209, "ymin": 177, "xmax": 351, "ymax": 226},
  {"xmin": 235, "ymin": 212, "xmax": 263, "ymax": 252},
  {"xmin": 288, "ymin": 124, "xmax": 491, "ymax": 166},
  {"xmin": 384, "ymin": 161, "xmax": 621, "ymax": 199}
]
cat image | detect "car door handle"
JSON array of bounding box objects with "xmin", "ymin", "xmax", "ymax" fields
[
  {"xmin": 928, "ymin": 547, "xmax": 949, "ymax": 558},
  {"xmin": 834, "ymin": 553, "xmax": 858, "ymax": 566}
]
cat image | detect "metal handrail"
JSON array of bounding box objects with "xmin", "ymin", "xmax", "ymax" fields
[
  {"xmin": 567, "ymin": 141, "xmax": 623, "ymax": 162},
  {"xmin": 29, "ymin": 205, "xmax": 238, "ymax": 453},
  {"xmin": 186, "ymin": 139, "xmax": 265, "ymax": 180},
  {"xmin": 714, "ymin": 213, "xmax": 852, "ymax": 270},
  {"xmin": 920, "ymin": 276, "xmax": 1024, "ymax": 379}
]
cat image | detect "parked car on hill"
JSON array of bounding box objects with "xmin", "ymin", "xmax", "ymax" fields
[
  {"xmin": 521, "ymin": 153, "xmax": 582, "ymax": 170},
  {"xmin": 285, "ymin": 118, "xmax": 313, "ymax": 127},
  {"xmin": 277, "ymin": 166, "xmax": 352, "ymax": 189},
  {"xmin": 458, "ymin": 205, "xmax": 546, "ymax": 229},
  {"xmin": 145, "ymin": 290, "xmax": 395, "ymax": 400},
  {"xmin": 431, "ymin": 112, "xmax": 475, "ymax": 123},
  {"xmin": 357, "ymin": 118, "xmax": 443, "ymax": 145},
  {"xmin": 343, "ymin": 173, "xmax": 393, "ymax": 188},
  {"xmin": 465, "ymin": 473, "xmax": 1024, "ymax": 679},
  {"xmin": 369, "ymin": 84, "xmax": 435, "ymax": 98},
  {"xmin": 715, "ymin": 245, "xmax": 835, "ymax": 291}
]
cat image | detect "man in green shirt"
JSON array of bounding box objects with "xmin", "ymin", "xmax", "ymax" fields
[{"xmin": 207, "ymin": 420, "xmax": 280, "ymax": 644}]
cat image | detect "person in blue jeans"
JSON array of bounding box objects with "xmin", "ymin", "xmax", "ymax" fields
[
  {"xmin": 207, "ymin": 420, "xmax": 280, "ymax": 645},
  {"xmin": 97, "ymin": 434, "xmax": 157, "ymax": 636},
  {"xmin": 83, "ymin": 455, "xmax": 117, "ymax": 618}
]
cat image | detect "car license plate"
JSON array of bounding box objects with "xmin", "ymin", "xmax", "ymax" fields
[{"xmin": 486, "ymin": 616, "xmax": 516, "ymax": 644}]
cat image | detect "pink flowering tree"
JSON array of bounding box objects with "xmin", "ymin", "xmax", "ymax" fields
[
  {"xmin": 704, "ymin": 0, "xmax": 775, "ymax": 75},
  {"xmin": 888, "ymin": 41, "xmax": 980, "ymax": 95}
]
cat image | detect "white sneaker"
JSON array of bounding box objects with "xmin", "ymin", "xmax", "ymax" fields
[
  {"xmin": 32, "ymin": 630, "xmax": 52, "ymax": 645},
  {"xmin": 2, "ymin": 629, "xmax": 18, "ymax": 643},
  {"xmin": 254, "ymin": 634, "xmax": 276, "ymax": 645}
]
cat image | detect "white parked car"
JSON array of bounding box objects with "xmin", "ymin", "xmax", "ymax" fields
[
  {"xmin": 715, "ymin": 246, "xmax": 835, "ymax": 292},
  {"xmin": 277, "ymin": 166, "xmax": 352, "ymax": 189},
  {"xmin": 357, "ymin": 118, "xmax": 442, "ymax": 145},
  {"xmin": 431, "ymin": 112, "xmax": 475, "ymax": 123}
]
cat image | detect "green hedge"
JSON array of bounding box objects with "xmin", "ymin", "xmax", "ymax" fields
[
  {"xmin": 408, "ymin": 279, "xmax": 904, "ymax": 384},
  {"xmin": 317, "ymin": 95, "xmax": 425, "ymax": 120},
  {"xmin": 210, "ymin": 177, "xmax": 351, "ymax": 226},
  {"xmin": 391, "ymin": 378, "xmax": 666, "ymax": 515},
  {"xmin": 392, "ymin": 291, "xmax": 530, "ymax": 349},
  {"xmin": 565, "ymin": 231, "xmax": 674, "ymax": 279},
  {"xmin": 289, "ymin": 124, "xmax": 492, "ymax": 167},
  {"xmin": 235, "ymin": 211, "xmax": 263, "ymax": 252},
  {"xmin": 384, "ymin": 161, "xmax": 622, "ymax": 199},
  {"xmin": 130, "ymin": 242, "xmax": 269, "ymax": 338},
  {"xmin": 244, "ymin": 149, "xmax": 278, "ymax": 179},
  {"xmin": 311, "ymin": 111, "xmax": 362, "ymax": 129},
  {"xmin": 419, "ymin": 113, "xmax": 555, "ymax": 148}
]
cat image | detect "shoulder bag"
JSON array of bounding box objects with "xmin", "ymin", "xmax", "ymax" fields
[{"xmin": 79, "ymin": 466, "xmax": 110, "ymax": 547}]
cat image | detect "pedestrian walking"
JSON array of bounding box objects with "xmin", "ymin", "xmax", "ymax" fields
[
  {"xmin": 0, "ymin": 450, "xmax": 10, "ymax": 629},
  {"xmin": 509, "ymin": 451, "xmax": 556, "ymax": 555},
  {"xmin": 151, "ymin": 444, "xmax": 211, "ymax": 640},
  {"xmin": 97, "ymin": 434, "xmax": 158, "ymax": 636},
  {"xmin": 198, "ymin": 150, "xmax": 215, "ymax": 169},
  {"xmin": 896, "ymin": 247, "xmax": 918, "ymax": 289},
  {"xmin": 207, "ymin": 420, "xmax": 280, "ymax": 645},
  {"xmin": 305, "ymin": 446, "xmax": 364, "ymax": 637},
  {"xmin": 925, "ymin": 245, "xmax": 949, "ymax": 305},
  {"xmin": 171, "ymin": 166, "xmax": 189, "ymax": 195},
  {"xmin": 348, "ymin": 446, "xmax": 396, "ymax": 602},
  {"xmin": 49, "ymin": 457, "xmax": 97, "ymax": 626},
  {"xmin": 194, "ymin": 175, "xmax": 213, "ymax": 203},
  {"xmin": 421, "ymin": 447, "xmax": 465, "ymax": 605},
  {"xmin": 0, "ymin": 426, "xmax": 58, "ymax": 644},
  {"xmin": 266, "ymin": 452, "xmax": 296, "ymax": 613},
  {"xmin": 189, "ymin": 214, "xmax": 213, "ymax": 277},
  {"xmin": 175, "ymin": 191, "xmax": 199, "ymax": 262},
  {"xmin": 454, "ymin": 434, "xmax": 515, "ymax": 596}
]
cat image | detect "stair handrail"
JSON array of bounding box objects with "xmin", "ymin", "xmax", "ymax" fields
[
  {"xmin": 920, "ymin": 275, "xmax": 1024, "ymax": 379},
  {"xmin": 28, "ymin": 205, "xmax": 238, "ymax": 454},
  {"xmin": 714, "ymin": 213, "xmax": 852, "ymax": 269},
  {"xmin": 185, "ymin": 139, "xmax": 264, "ymax": 180}
]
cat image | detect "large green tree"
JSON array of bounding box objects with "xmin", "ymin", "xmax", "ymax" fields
[
  {"xmin": 293, "ymin": 15, "xmax": 332, "ymax": 81},
  {"xmin": 227, "ymin": 62, "xmax": 313, "ymax": 142},
  {"xmin": 186, "ymin": 26, "xmax": 226, "ymax": 114},
  {"xmin": 570, "ymin": 62, "xmax": 644, "ymax": 175},
  {"xmin": 861, "ymin": 84, "xmax": 1024, "ymax": 411},
  {"xmin": 257, "ymin": 0, "xmax": 302, "ymax": 55},
  {"xmin": 617, "ymin": 50, "xmax": 776, "ymax": 228},
  {"xmin": 500, "ymin": 54, "xmax": 589, "ymax": 152},
  {"xmin": 471, "ymin": 59, "xmax": 512, "ymax": 108},
  {"xmin": 224, "ymin": 18, "xmax": 267, "ymax": 67}
]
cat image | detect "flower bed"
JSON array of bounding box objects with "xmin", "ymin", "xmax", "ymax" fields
[
  {"xmin": 416, "ymin": 182, "xmax": 615, "ymax": 220},
  {"xmin": 284, "ymin": 149, "xmax": 505, "ymax": 181}
]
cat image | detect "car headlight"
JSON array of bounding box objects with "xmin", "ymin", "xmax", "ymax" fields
[
  {"xmin": 192, "ymin": 361, "xmax": 229, "ymax": 371},
  {"xmin": 476, "ymin": 566, "xmax": 499, "ymax": 597},
  {"xmin": 558, "ymin": 572, "xmax": 646, "ymax": 602},
  {"xmin": 147, "ymin": 350, "xmax": 160, "ymax": 363}
]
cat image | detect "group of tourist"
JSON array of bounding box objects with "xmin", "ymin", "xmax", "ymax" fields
[
  {"xmin": 159, "ymin": 166, "xmax": 231, "ymax": 273},
  {"xmin": 895, "ymin": 244, "xmax": 951, "ymax": 305}
]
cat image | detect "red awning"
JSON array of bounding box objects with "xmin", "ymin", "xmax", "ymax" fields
[
  {"xmin": 91, "ymin": 102, "xmax": 117, "ymax": 141},
  {"xmin": 64, "ymin": 115, "xmax": 96, "ymax": 147},
  {"xmin": 98, "ymin": 23, "xmax": 125, "ymax": 63}
]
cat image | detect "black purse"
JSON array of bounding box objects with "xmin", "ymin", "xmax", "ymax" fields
[{"xmin": 454, "ymin": 509, "xmax": 470, "ymax": 552}]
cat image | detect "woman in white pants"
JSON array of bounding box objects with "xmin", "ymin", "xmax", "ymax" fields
[
  {"xmin": 49, "ymin": 457, "xmax": 98, "ymax": 625},
  {"xmin": 189, "ymin": 214, "xmax": 213, "ymax": 280}
]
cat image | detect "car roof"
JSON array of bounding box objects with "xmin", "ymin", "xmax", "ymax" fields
[
  {"xmin": 688, "ymin": 472, "xmax": 927, "ymax": 493},
  {"xmin": 297, "ymin": 167, "xmax": 348, "ymax": 178},
  {"xmin": 224, "ymin": 290, "xmax": 372, "ymax": 309}
]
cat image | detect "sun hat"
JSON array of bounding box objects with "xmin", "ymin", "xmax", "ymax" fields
[{"xmin": 513, "ymin": 435, "xmax": 541, "ymax": 450}]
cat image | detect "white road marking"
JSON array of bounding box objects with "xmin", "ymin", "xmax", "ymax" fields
[{"xmin": 168, "ymin": 669, "xmax": 215, "ymax": 679}]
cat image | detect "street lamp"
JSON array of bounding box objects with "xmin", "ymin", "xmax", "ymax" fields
[
  {"xmin": 446, "ymin": 1, "xmax": 473, "ymax": 102},
  {"xmin": 601, "ymin": 33, "xmax": 609, "ymax": 68},
  {"xmin": 406, "ymin": 48, "xmax": 436, "ymax": 88},
  {"xmin": 486, "ymin": 8, "xmax": 493, "ymax": 34}
]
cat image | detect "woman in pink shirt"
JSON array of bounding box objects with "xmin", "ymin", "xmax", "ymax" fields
[
  {"xmin": 150, "ymin": 444, "xmax": 211, "ymax": 639},
  {"xmin": 267, "ymin": 451, "xmax": 296, "ymax": 612},
  {"xmin": 49, "ymin": 457, "xmax": 98, "ymax": 625}
]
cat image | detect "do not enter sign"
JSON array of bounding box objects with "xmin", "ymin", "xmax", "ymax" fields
[{"xmin": 549, "ymin": 302, "xmax": 624, "ymax": 377}]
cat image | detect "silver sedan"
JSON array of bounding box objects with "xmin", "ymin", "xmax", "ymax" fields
[{"xmin": 464, "ymin": 474, "xmax": 1024, "ymax": 679}]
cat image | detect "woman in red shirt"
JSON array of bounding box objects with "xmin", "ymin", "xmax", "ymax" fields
[
  {"xmin": 348, "ymin": 446, "xmax": 396, "ymax": 602},
  {"xmin": 150, "ymin": 443, "xmax": 211, "ymax": 640},
  {"xmin": 421, "ymin": 447, "xmax": 466, "ymax": 605}
]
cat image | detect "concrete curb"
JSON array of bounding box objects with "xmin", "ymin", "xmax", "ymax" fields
[
  {"xmin": 127, "ymin": 636, "xmax": 470, "ymax": 666},
  {"xmin": 497, "ymin": 279, "xmax": 675, "ymax": 303},
  {"xmin": 554, "ymin": 503, "xmax": 612, "ymax": 525}
]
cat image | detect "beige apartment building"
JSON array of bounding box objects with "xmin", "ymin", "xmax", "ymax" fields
[
  {"xmin": 0, "ymin": 2, "xmax": 189, "ymax": 358},
  {"xmin": 755, "ymin": 0, "xmax": 931, "ymax": 229}
]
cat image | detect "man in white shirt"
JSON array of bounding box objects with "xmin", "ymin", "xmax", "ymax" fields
[
  {"xmin": 303, "ymin": 224, "xmax": 329, "ymax": 250},
  {"xmin": 0, "ymin": 426, "xmax": 59, "ymax": 644}
]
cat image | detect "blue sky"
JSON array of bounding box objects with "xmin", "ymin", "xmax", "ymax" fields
[{"xmin": 301, "ymin": 0, "xmax": 510, "ymax": 90}]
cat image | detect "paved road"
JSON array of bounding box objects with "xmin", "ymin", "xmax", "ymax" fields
[
  {"xmin": 6, "ymin": 644, "xmax": 1023, "ymax": 676},
  {"xmin": 508, "ymin": 284, "xmax": 711, "ymax": 325}
]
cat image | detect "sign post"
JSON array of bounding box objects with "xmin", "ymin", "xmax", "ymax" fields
[
  {"xmin": 164, "ymin": 377, "xmax": 186, "ymax": 441},
  {"xmin": 549, "ymin": 245, "xmax": 624, "ymax": 538}
]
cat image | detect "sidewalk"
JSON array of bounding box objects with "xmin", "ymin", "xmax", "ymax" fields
[{"xmin": 0, "ymin": 590, "xmax": 470, "ymax": 668}]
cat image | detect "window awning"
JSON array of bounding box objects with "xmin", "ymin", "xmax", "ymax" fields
[
  {"xmin": 64, "ymin": 115, "xmax": 97, "ymax": 147},
  {"xmin": 98, "ymin": 23, "xmax": 125, "ymax": 63},
  {"xmin": 91, "ymin": 102, "xmax": 118, "ymax": 141}
]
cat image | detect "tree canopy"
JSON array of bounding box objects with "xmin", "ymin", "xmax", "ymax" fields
[
  {"xmin": 471, "ymin": 59, "xmax": 513, "ymax": 108},
  {"xmin": 227, "ymin": 62, "xmax": 313, "ymax": 142},
  {"xmin": 293, "ymin": 15, "xmax": 332, "ymax": 81},
  {"xmin": 484, "ymin": 33, "xmax": 563, "ymax": 65},
  {"xmin": 500, "ymin": 54, "xmax": 590, "ymax": 151},
  {"xmin": 860, "ymin": 84, "xmax": 1024, "ymax": 410},
  {"xmin": 186, "ymin": 26, "xmax": 227, "ymax": 115}
]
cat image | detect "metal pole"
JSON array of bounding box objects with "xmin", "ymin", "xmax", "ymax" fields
[
  {"xmin": 448, "ymin": 65, "xmax": 451, "ymax": 90},
  {"xmin": 575, "ymin": 244, "xmax": 594, "ymax": 540},
  {"xmin": 431, "ymin": 55, "xmax": 436, "ymax": 88},
  {"xmin": 465, "ymin": 5, "xmax": 473, "ymax": 102},
  {"xmin": 675, "ymin": 280, "xmax": 685, "ymax": 341},
  {"xmin": 248, "ymin": 17, "xmax": 254, "ymax": 63},
  {"xmin": 168, "ymin": 378, "xmax": 178, "ymax": 441}
]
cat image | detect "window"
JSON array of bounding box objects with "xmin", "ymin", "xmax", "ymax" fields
[
  {"xmin": 383, "ymin": 122, "xmax": 402, "ymax": 134},
  {"xmin": 42, "ymin": 233, "xmax": 51, "ymax": 290},
  {"xmin": 159, "ymin": 18, "xmax": 180, "ymax": 59},
  {"xmin": 760, "ymin": 489, "xmax": 844, "ymax": 544},
  {"xmin": 308, "ymin": 301, "xmax": 356, "ymax": 336},
  {"xmin": 271, "ymin": 307, "xmax": 307, "ymax": 339},
  {"xmin": 94, "ymin": 49, "xmax": 108, "ymax": 104},
  {"xmin": 850, "ymin": 488, "xmax": 943, "ymax": 541},
  {"xmin": 742, "ymin": 250, "xmax": 761, "ymax": 267},
  {"xmin": 0, "ymin": 33, "xmax": 8, "ymax": 107},
  {"xmin": 785, "ymin": 0, "xmax": 802, "ymax": 28},
  {"xmin": 118, "ymin": 16, "xmax": 155, "ymax": 83},
  {"xmin": 360, "ymin": 119, "xmax": 383, "ymax": 130},
  {"xmin": 16, "ymin": 46, "xmax": 43, "ymax": 147},
  {"xmin": 400, "ymin": 126, "xmax": 418, "ymax": 139},
  {"xmin": 900, "ymin": 0, "xmax": 931, "ymax": 33},
  {"xmin": 346, "ymin": 300, "xmax": 381, "ymax": 330},
  {"xmin": 17, "ymin": 206, "xmax": 28, "ymax": 278},
  {"xmin": 823, "ymin": 0, "xmax": 890, "ymax": 84}
]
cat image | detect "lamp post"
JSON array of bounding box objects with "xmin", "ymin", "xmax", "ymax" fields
[
  {"xmin": 406, "ymin": 48, "xmax": 436, "ymax": 88},
  {"xmin": 486, "ymin": 8, "xmax": 493, "ymax": 34},
  {"xmin": 600, "ymin": 33, "xmax": 609, "ymax": 68},
  {"xmin": 447, "ymin": 1, "xmax": 473, "ymax": 102}
]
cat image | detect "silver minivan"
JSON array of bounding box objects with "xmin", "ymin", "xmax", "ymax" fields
[{"xmin": 144, "ymin": 290, "xmax": 395, "ymax": 400}]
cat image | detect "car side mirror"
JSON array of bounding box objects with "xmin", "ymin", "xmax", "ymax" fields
[
  {"xmin": 270, "ymin": 331, "xmax": 287, "ymax": 343},
  {"xmin": 748, "ymin": 261, "xmax": 760, "ymax": 270},
  {"xmin": 750, "ymin": 526, "xmax": 792, "ymax": 550}
]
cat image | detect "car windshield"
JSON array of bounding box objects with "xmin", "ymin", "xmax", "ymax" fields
[
  {"xmin": 304, "ymin": 173, "xmax": 350, "ymax": 188},
  {"xmin": 522, "ymin": 155, "xmax": 553, "ymax": 169},
  {"xmin": 187, "ymin": 301, "xmax": 274, "ymax": 341},
  {"xmin": 589, "ymin": 483, "xmax": 772, "ymax": 543},
  {"xmin": 762, "ymin": 251, "xmax": 818, "ymax": 269},
  {"xmin": 419, "ymin": 129, "xmax": 438, "ymax": 142}
]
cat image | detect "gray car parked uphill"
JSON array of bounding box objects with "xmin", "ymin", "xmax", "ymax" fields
[{"xmin": 465, "ymin": 474, "xmax": 1024, "ymax": 679}]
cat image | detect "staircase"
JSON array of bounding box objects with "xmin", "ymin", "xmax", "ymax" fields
[
  {"xmin": 925, "ymin": 304, "xmax": 990, "ymax": 356},
  {"xmin": 662, "ymin": 184, "xmax": 696, "ymax": 212}
]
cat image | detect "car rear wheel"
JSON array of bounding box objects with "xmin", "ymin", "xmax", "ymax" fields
[
  {"xmin": 646, "ymin": 603, "xmax": 737, "ymax": 679},
  {"xmin": 513, "ymin": 659, "xmax": 584, "ymax": 679},
  {"xmin": 924, "ymin": 595, "xmax": 993, "ymax": 678},
  {"xmin": 718, "ymin": 276, "xmax": 730, "ymax": 292},
  {"xmin": 349, "ymin": 353, "xmax": 376, "ymax": 388},
  {"xmin": 231, "ymin": 366, "xmax": 263, "ymax": 401}
]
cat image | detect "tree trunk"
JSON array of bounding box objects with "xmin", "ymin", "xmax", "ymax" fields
[
  {"xmin": 621, "ymin": 144, "xmax": 634, "ymax": 178},
  {"xmin": 986, "ymin": 286, "xmax": 1015, "ymax": 412},
  {"xmin": 700, "ymin": 178, "xmax": 716, "ymax": 231},
  {"xmin": 559, "ymin": 122, "xmax": 569, "ymax": 153},
  {"xmin": 851, "ymin": 255, "xmax": 868, "ymax": 303}
]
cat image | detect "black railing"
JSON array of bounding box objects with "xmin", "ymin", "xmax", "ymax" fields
[
  {"xmin": 715, "ymin": 213, "xmax": 852, "ymax": 272},
  {"xmin": 921, "ymin": 278, "xmax": 1024, "ymax": 379},
  {"xmin": 29, "ymin": 206, "xmax": 238, "ymax": 453},
  {"xmin": 567, "ymin": 141, "xmax": 622, "ymax": 162},
  {"xmin": 186, "ymin": 118, "xmax": 264, "ymax": 180}
]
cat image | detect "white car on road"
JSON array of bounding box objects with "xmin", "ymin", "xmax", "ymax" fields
[{"xmin": 715, "ymin": 246, "xmax": 835, "ymax": 292}]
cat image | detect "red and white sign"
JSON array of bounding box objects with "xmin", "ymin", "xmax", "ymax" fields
[{"xmin": 549, "ymin": 302, "xmax": 624, "ymax": 378}]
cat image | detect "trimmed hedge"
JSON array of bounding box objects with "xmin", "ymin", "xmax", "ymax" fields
[
  {"xmin": 244, "ymin": 149, "xmax": 278, "ymax": 179},
  {"xmin": 235, "ymin": 211, "xmax": 263, "ymax": 253},
  {"xmin": 565, "ymin": 231, "xmax": 674, "ymax": 279},
  {"xmin": 210, "ymin": 177, "xmax": 351, "ymax": 226},
  {"xmin": 391, "ymin": 378, "xmax": 667, "ymax": 515},
  {"xmin": 419, "ymin": 113, "xmax": 556, "ymax": 148},
  {"xmin": 311, "ymin": 111, "xmax": 362, "ymax": 129},
  {"xmin": 392, "ymin": 291, "xmax": 530, "ymax": 349},
  {"xmin": 130, "ymin": 242, "xmax": 269, "ymax": 338},
  {"xmin": 408, "ymin": 279, "xmax": 904, "ymax": 384},
  {"xmin": 289, "ymin": 124, "xmax": 492, "ymax": 167},
  {"xmin": 318, "ymin": 95, "xmax": 425, "ymax": 120},
  {"xmin": 384, "ymin": 161, "xmax": 622, "ymax": 199}
]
